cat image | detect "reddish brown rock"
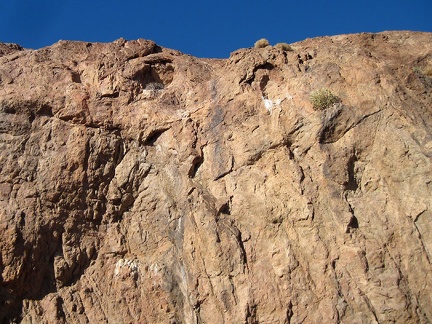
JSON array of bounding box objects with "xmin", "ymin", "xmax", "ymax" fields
[{"xmin": 0, "ymin": 31, "xmax": 432, "ymax": 323}]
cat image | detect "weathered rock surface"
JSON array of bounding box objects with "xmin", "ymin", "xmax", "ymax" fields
[{"xmin": 0, "ymin": 31, "xmax": 432, "ymax": 323}]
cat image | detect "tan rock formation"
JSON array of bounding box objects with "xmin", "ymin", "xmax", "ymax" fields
[{"xmin": 0, "ymin": 31, "xmax": 431, "ymax": 323}]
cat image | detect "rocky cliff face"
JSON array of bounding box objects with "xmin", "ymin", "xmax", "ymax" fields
[{"xmin": 0, "ymin": 31, "xmax": 432, "ymax": 323}]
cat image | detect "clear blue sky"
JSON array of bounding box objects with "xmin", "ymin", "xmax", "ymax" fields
[{"xmin": 0, "ymin": 0, "xmax": 431, "ymax": 58}]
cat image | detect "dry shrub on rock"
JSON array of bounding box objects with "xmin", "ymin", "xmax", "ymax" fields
[
  {"xmin": 310, "ymin": 88, "xmax": 341, "ymax": 110},
  {"xmin": 274, "ymin": 42, "xmax": 293, "ymax": 51},
  {"xmin": 254, "ymin": 38, "xmax": 270, "ymax": 48}
]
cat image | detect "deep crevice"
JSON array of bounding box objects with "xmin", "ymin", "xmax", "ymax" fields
[
  {"xmin": 286, "ymin": 301, "xmax": 294, "ymax": 324},
  {"xmin": 259, "ymin": 74, "xmax": 270, "ymax": 95},
  {"xmin": 37, "ymin": 104, "xmax": 54, "ymax": 117},
  {"xmin": 188, "ymin": 155, "xmax": 203, "ymax": 178},
  {"xmin": 217, "ymin": 202, "xmax": 231, "ymax": 215},
  {"xmin": 71, "ymin": 72, "xmax": 81, "ymax": 83},
  {"xmin": 245, "ymin": 303, "xmax": 258, "ymax": 323},
  {"xmin": 143, "ymin": 128, "xmax": 169, "ymax": 146},
  {"xmin": 243, "ymin": 62, "xmax": 275, "ymax": 85},
  {"xmin": 257, "ymin": 62, "xmax": 274, "ymax": 70},
  {"xmin": 344, "ymin": 155, "xmax": 358, "ymax": 191},
  {"xmin": 153, "ymin": 45, "xmax": 163, "ymax": 53},
  {"xmin": 101, "ymin": 92, "xmax": 119, "ymax": 98},
  {"xmin": 346, "ymin": 215, "xmax": 359, "ymax": 233}
]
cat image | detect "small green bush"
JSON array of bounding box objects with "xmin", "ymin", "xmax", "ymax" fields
[
  {"xmin": 254, "ymin": 38, "xmax": 270, "ymax": 48},
  {"xmin": 413, "ymin": 66, "xmax": 432, "ymax": 77},
  {"xmin": 310, "ymin": 88, "xmax": 341, "ymax": 110},
  {"xmin": 413, "ymin": 67, "xmax": 422, "ymax": 73},
  {"xmin": 274, "ymin": 42, "xmax": 293, "ymax": 51}
]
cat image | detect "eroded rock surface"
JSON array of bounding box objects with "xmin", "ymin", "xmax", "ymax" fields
[{"xmin": 0, "ymin": 32, "xmax": 432, "ymax": 323}]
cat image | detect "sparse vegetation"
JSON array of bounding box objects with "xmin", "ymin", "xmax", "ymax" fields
[
  {"xmin": 310, "ymin": 88, "xmax": 341, "ymax": 110},
  {"xmin": 413, "ymin": 66, "xmax": 432, "ymax": 77},
  {"xmin": 254, "ymin": 38, "xmax": 270, "ymax": 49},
  {"xmin": 413, "ymin": 67, "xmax": 422, "ymax": 74},
  {"xmin": 424, "ymin": 67, "xmax": 432, "ymax": 77},
  {"xmin": 274, "ymin": 42, "xmax": 293, "ymax": 51}
]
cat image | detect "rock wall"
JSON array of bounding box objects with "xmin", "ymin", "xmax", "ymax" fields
[{"xmin": 0, "ymin": 31, "xmax": 431, "ymax": 323}]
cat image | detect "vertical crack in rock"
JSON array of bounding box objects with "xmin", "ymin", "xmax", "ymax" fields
[{"xmin": 344, "ymin": 155, "xmax": 358, "ymax": 191}]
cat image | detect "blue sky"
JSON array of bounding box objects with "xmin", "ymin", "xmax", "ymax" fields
[{"xmin": 0, "ymin": 0, "xmax": 431, "ymax": 58}]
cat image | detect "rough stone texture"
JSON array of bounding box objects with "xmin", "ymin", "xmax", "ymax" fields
[{"xmin": 0, "ymin": 31, "xmax": 432, "ymax": 323}]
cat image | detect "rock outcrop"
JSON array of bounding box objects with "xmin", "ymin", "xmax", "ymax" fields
[{"xmin": 0, "ymin": 31, "xmax": 432, "ymax": 323}]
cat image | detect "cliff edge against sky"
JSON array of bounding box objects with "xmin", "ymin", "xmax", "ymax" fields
[{"xmin": 0, "ymin": 31, "xmax": 432, "ymax": 323}]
